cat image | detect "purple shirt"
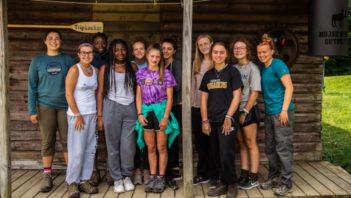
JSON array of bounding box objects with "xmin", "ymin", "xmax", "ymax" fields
[{"xmin": 136, "ymin": 68, "xmax": 177, "ymax": 105}]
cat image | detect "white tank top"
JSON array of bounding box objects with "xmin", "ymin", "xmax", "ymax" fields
[
  {"xmin": 107, "ymin": 71, "xmax": 135, "ymax": 105},
  {"xmin": 67, "ymin": 63, "xmax": 98, "ymax": 116}
]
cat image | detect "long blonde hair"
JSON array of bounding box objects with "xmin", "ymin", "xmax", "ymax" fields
[{"xmin": 193, "ymin": 34, "xmax": 213, "ymax": 75}]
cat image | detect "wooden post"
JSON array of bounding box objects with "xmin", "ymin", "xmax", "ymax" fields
[
  {"xmin": 182, "ymin": 0, "xmax": 193, "ymax": 197},
  {"xmin": 0, "ymin": 0, "xmax": 11, "ymax": 197}
]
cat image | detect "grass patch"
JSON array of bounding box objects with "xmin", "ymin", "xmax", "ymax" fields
[{"xmin": 322, "ymin": 75, "xmax": 351, "ymax": 173}]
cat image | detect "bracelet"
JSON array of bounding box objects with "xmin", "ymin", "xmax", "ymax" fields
[
  {"xmin": 243, "ymin": 108, "xmax": 249, "ymax": 114},
  {"xmin": 240, "ymin": 110, "xmax": 248, "ymax": 116},
  {"xmin": 225, "ymin": 115, "xmax": 232, "ymax": 119},
  {"xmin": 202, "ymin": 119, "xmax": 209, "ymax": 123},
  {"xmin": 137, "ymin": 113, "xmax": 143, "ymax": 116},
  {"xmin": 74, "ymin": 113, "xmax": 81, "ymax": 117}
]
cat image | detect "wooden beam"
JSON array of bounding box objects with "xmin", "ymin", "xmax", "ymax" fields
[
  {"xmin": 0, "ymin": 0, "xmax": 11, "ymax": 197},
  {"xmin": 181, "ymin": 0, "xmax": 193, "ymax": 198}
]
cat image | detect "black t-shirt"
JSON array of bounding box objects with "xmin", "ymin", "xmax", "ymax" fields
[{"xmin": 200, "ymin": 65, "xmax": 243, "ymax": 122}]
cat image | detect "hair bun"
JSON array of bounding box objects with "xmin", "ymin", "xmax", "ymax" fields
[{"xmin": 261, "ymin": 33, "xmax": 273, "ymax": 45}]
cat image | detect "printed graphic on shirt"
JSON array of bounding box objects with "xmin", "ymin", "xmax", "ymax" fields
[
  {"xmin": 46, "ymin": 62, "xmax": 62, "ymax": 75},
  {"xmin": 207, "ymin": 79, "xmax": 228, "ymax": 90},
  {"xmin": 141, "ymin": 77, "xmax": 163, "ymax": 86}
]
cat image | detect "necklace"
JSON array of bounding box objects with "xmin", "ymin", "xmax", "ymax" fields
[
  {"xmin": 214, "ymin": 64, "xmax": 227, "ymax": 78},
  {"xmin": 82, "ymin": 65, "xmax": 93, "ymax": 74}
]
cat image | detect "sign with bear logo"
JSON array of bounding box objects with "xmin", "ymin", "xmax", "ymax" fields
[{"xmin": 309, "ymin": 0, "xmax": 348, "ymax": 56}]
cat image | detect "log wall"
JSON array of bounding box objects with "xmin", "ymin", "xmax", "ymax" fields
[{"xmin": 8, "ymin": 0, "xmax": 322, "ymax": 168}]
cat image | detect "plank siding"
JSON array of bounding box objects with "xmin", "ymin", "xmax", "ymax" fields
[{"xmin": 8, "ymin": 0, "xmax": 322, "ymax": 168}]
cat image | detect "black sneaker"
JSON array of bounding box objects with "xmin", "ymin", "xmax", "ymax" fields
[
  {"xmin": 239, "ymin": 178, "xmax": 259, "ymax": 190},
  {"xmin": 171, "ymin": 168, "xmax": 182, "ymax": 181},
  {"xmin": 166, "ymin": 177, "xmax": 179, "ymax": 190},
  {"xmin": 153, "ymin": 176, "xmax": 166, "ymax": 193},
  {"xmin": 260, "ymin": 177, "xmax": 280, "ymax": 190},
  {"xmin": 207, "ymin": 182, "xmax": 227, "ymax": 197},
  {"xmin": 274, "ymin": 184, "xmax": 292, "ymax": 196},
  {"xmin": 193, "ymin": 176, "xmax": 209, "ymax": 185},
  {"xmin": 238, "ymin": 176, "xmax": 249, "ymax": 188},
  {"xmin": 208, "ymin": 179, "xmax": 219, "ymax": 189}
]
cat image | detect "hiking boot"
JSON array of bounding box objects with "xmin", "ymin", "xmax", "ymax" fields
[
  {"xmin": 123, "ymin": 177, "xmax": 135, "ymax": 191},
  {"xmin": 78, "ymin": 182, "xmax": 98, "ymax": 194},
  {"xmin": 172, "ymin": 168, "xmax": 182, "ymax": 181},
  {"xmin": 193, "ymin": 176, "xmax": 209, "ymax": 185},
  {"xmin": 226, "ymin": 184, "xmax": 238, "ymax": 198},
  {"xmin": 143, "ymin": 169, "xmax": 151, "ymax": 185},
  {"xmin": 260, "ymin": 177, "xmax": 280, "ymax": 190},
  {"xmin": 106, "ymin": 170, "xmax": 114, "ymax": 186},
  {"xmin": 67, "ymin": 183, "xmax": 80, "ymax": 198},
  {"xmin": 144, "ymin": 175, "xmax": 156, "ymax": 193},
  {"xmin": 132, "ymin": 169, "xmax": 142, "ymax": 185},
  {"xmin": 239, "ymin": 177, "xmax": 259, "ymax": 190},
  {"xmin": 207, "ymin": 182, "xmax": 227, "ymax": 197},
  {"xmin": 40, "ymin": 173, "xmax": 53, "ymax": 192},
  {"xmin": 274, "ymin": 184, "xmax": 292, "ymax": 196},
  {"xmin": 208, "ymin": 179, "xmax": 219, "ymax": 189},
  {"xmin": 153, "ymin": 176, "xmax": 166, "ymax": 193},
  {"xmin": 114, "ymin": 179, "xmax": 125, "ymax": 193},
  {"xmin": 166, "ymin": 177, "xmax": 179, "ymax": 190},
  {"xmin": 89, "ymin": 170, "xmax": 100, "ymax": 186}
]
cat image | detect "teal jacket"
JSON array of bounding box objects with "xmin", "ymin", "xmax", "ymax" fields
[{"xmin": 135, "ymin": 100, "xmax": 180, "ymax": 150}]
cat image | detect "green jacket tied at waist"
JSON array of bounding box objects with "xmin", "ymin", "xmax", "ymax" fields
[{"xmin": 135, "ymin": 100, "xmax": 180, "ymax": 150}]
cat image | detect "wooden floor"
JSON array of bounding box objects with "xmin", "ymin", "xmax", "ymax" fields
[{"xmin": 11, "ymin": 161, "xmax": 351, "ymax": 198}]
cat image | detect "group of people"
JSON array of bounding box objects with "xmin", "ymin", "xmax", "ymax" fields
[{"xmin": 28, "ymin": 30, "xmax": 294, "ymax": 198}]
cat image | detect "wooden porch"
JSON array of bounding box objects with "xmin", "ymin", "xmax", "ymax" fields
[{"xmin": 11, "ymin": 161, "xmax": 351, "ymax": 198}]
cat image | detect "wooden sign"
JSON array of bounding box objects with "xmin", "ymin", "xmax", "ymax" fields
[{"xmin": 8, "ymin": 22, "xmax": 104, "ymax": 33}]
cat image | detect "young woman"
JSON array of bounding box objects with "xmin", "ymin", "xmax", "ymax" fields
[
  {"xmin": 97, "ymin": 39, "xmax": 137, "ymax": 193},
  {"xmin": 135, "ymin": 43, "xmax": 180, "ymax": 193},
  {"xmin": 28, "ymin": 29, "xmax": 75, "ymax": 193},
  {"xmin": 191, "ymin": 34, "xmax": 220, "ymax": 187},
  {"xmin": 131, "ymin": 37, "xmax": 148, "ymax": 70},
  {"xmin": 161, "ymin": 38, "xmax": 182, "ymax": 188},
  {"xmin": 65, "ymin": 43, "xmax": 99, "ymax": 197},
  {"xmin": 92, "ymin": 32, "xmax": 109, "ymax": 69},
  {"xmin": 232, "ymin": 37, "xmax": 261, "ymax": 190},
  {"xmin": 130, "ymin": 37, "xmax": 151, "ymax": 186},
  {"xmin": 257, "ymin": 34, "xmax": 295, "ymax": 196},
  {"xmin": 200, "ymin": 41, "xmax": 242, "ymax": 198}
]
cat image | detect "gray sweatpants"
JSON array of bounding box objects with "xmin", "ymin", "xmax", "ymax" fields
[
  {"xmin": 103, "ymin": 98, "xmax": 137, "ymax": 181},
  {"xmin": 264, "ymin": 110, "xmax": 295, "ymax": 187},
  {"xmin": 66, "ymin": 114, "xmax": 97, "ymax": 184}
]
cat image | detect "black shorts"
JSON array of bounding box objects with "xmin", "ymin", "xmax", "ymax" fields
[
  {"xmin": 143, "ymin": 111, "xmax": 160, "ymax": 131},
  {"xmin": 240, "ymin": 105, "xmax": 260, "ymax": 127}
]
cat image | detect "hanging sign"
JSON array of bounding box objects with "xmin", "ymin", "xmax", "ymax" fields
[
  {"xmin": 309, "ymin": 0, "xmax": 348, "ymax": 56},
  {"xmin": 8, "ymin": 22, "xmax": 104, "ymax": 34}
]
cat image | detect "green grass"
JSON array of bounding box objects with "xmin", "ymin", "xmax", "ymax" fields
[{"xmin": 322, "ymin": 75, "xmax": 351, "ymax": 174}]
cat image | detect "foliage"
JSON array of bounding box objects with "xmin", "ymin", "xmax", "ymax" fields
[{"xmin": 322, "ymin": 75, "xmax": 351, "ymax": 173}]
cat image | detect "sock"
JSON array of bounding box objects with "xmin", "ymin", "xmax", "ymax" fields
[
  {"xmin": 241, "ymin": 169, "xmax": 249, "ymax": 178},
  {"xmin": 43, "ymin": 167, "xmax": 52, "ymax": 174},
  {"xmin": 250, "ymin": 172, "xmax": 258, "ymax": 181}
]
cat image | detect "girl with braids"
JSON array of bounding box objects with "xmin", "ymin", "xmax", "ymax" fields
[
  {"xmin": 191, "ymin": 34, "xmax": 220, "ymax": 188},
  {"xmin": 257, "ymin": 34, "xmax": 295, "ymax": 196},
  {"xmin": 96, "ymin": 39, "xmax": 137, "ymax": 193},
  {"xmin": 135, "ymin": 43, "xmax": 179, "ymax": 193},
  {"xmin": 232, "ymin": 37, "xmax": 261, "ymax": 190}
]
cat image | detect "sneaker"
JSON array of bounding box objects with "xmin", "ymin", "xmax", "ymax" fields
[
  {"xmin": 260, "ymin": 177, "xmax": 280, "ymax": 190},
  {"xmin": 67, "ymin": 183, "xmax": 80, "ymax": 198},
  {"xmin": 123, "ymin": 177, "xmax": 135, "ymax": 191},
  {"xmin": 226, "ymin": 184, "xmax": 238, "ymax": 198},
  {"xmin": 172, "ymin": 168, "xmax": 182, "ymax": 181},
  {"xmin": 106, "ymin": 170, "xmax": 114, "ymax": 186},
  {"xmin": 40, "ymin": 173, "xmax": 53, "ymax": 192},
  {"xmin": 89, "ymin": 170, "xmax": 100, "ymax": 186},
  {"xmin": 143, "ymin": 169, "xmax": 151, "ymax": 185},
  {"xmin": 114, "ymin": 179, "xmax": 125, "ymax": 193},
  {"xmin": 166, "ymin": 177, "xmax": 179, "ymax": 190},
  {"xmin": 132, "ymin": 169, "xmax": 142, "ymax": 185},
  {"xmin": 78, "ymin": 182, "xmax": 98, "ymax": 194},
  {"xmin": 239, "ymin": 178, "xmax": 259, "ymax": 190},
  {"xmin": 274, "ymin": 184, "xmax": 292, "ymax": 196},
  {"xmin": 238, "ymin": 176, "xmax": 248, "ymax": 187},
  {"xmin": 208, "ymin": 179, "xmax": 219, "ymax": 189},
  {"xmin": 193, "ymin": 176, "xmax": 209, "ymax": 185},
  {"xmin": 207, "ymin": 182, "xmax": 227, "ymax": 197},
  {"xmin": 153, "ymin": 176, "xmax": 166, "ymax": 193},
  {"xmin": 144, "ymin": 175, "xmax": 156, "ymax": 193}
]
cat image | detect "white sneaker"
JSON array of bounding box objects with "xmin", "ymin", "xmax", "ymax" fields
[
  {"xmin": 114, "ymin": 180, "xmax": 125, "ymax": 193},
  {"xmin": 123, "ymin": 177, "xmax": 135, "ymax": 191}
]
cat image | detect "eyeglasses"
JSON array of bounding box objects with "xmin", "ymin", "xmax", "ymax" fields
[
  {"xmin": 234, "ymin": 47, "xmax": 246, "ymax": 51},
  {"xmin": 80, "ymin": 51, "xmax": 94, "ymax": 56}
]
